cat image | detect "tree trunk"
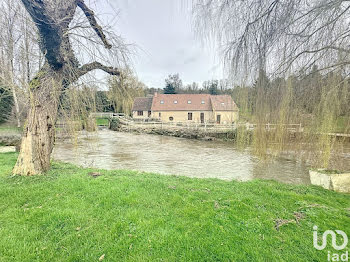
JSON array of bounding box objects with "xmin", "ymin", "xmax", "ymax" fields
[{"xmin": 13, "ymin": 69, "xmax": 61, "ymax": 175}]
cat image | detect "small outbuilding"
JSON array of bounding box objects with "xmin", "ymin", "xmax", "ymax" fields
[{"xmin": 132, "ymin": 97, "xmax": 153, "ymax": 119}]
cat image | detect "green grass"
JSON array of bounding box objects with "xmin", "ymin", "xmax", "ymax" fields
[
  {"xmin": 0, "ymin": 153, "xmax": 349, "ymax": 261},
  {"xmin": 96, "ymin": 118, "xmax": 109, "ymax": 126}
]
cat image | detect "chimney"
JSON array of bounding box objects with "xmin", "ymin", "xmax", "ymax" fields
[{"xmin": 154, "ymin": 92, "xmax": 158, "ymax": 97}]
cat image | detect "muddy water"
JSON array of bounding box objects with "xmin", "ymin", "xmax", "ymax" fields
[{"xmin": 53, "ymin": 130, "xmax": 311, "ymax": 184}]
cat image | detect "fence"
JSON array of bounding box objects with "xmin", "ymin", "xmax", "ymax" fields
[
  {"xmin": 90, "ymin": 112, "xmax": 125, "ymax": 118},
  {"xmin": 246, "ymin": 123, "xmax": 303, "ymax": 132}
]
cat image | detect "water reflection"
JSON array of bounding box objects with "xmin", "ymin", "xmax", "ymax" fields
[{"xmin": 53, "ymin": 130, "xmax": 311, "ymax": 184}]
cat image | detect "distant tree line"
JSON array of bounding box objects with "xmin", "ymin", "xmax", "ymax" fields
[{"xmin": 162, "ymin": 73, "xmax": 228, "ymax": 95}]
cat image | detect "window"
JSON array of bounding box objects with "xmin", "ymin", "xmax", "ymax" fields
[
  {"xmin": 221, "ymin": 102, "xmax": 225, "ymax": 105},
  {"xmin": 160, "ymin": 100, "xmax": 164, "ymax": 104},
  {"xmin": 188, "ymin": 112, "xmax": 193, "ymax": 120},
  {"xmin": 174, "ymin": 100, "xmax": 178, "ymax": 104},
  {"xmin": 201, "ymin": 100, "xmax": 205, "ymax": 104},
  {"xmin": 169, "ymin": 116, "xmax": 174, "ymax": 121},
  {"xmin": 216, "ymin": 114, "xmax": 221, "ymax": 124},
  {"xmin": 137, "ymin": 111, "xmax": 143, "ymax": 116},
  {"xmin": 148, "ymin": 111, "xmax": 151, "ymax": 117},
  {"xmin": 187, "ymin": 100, "xmax": 191, "ymax": 104},
  {"xmin": 159, "ymin": 112, "xmax": 161, "ymax": 117}
]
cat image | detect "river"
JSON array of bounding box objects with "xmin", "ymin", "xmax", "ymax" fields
[{"xmin": 53, "ymin": 130, "xmax": 311, "ymax": 184}]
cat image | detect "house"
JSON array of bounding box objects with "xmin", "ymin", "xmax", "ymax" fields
[
  {"xmin": 132, "ymin": 97, "xmax": 153, "ymax": 119},
  {"xmin": 132, "ymin": 93, "xmax": 239, "ymax": 124}
]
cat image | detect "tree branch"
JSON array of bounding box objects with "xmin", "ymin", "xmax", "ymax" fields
[
  {"xmin": 77, "ymin": 61, "xmax": 120, "ymax": 78},
  {"xmin": 20, "ymin": 0, "xmax": 63, "ymax": 69},
  {"xmin": 76, "ymin": 0, "xmax": 112, "ymax": 49}
]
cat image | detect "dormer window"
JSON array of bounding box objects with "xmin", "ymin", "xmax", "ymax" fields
[
  {"xmin": 201, "ymin": 100, "xmax": 205, "ymax": 104},
  {"xmin": 174, "ymin": 100, "xmax": 178, "ymax": 104},
  {"xmin": 160, "ymin": 100, "xmax": 164, "ymax": 104},
  {"xmin": 187, "ymin": 100, "xmax": 191, "ymax": 104}
]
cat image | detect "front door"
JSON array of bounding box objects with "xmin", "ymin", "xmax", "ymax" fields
[
  {"xmin": 216, "ymin": 114, "xmax": 221, "ymax": 124},
  {"xmin": 200, "ymin": 113, "xmax": 204, "ymax": 123}
]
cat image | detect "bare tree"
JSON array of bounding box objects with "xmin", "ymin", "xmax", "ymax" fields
[
  {"xmin": 0, "ymin": 0, "xmax": 42, "ymax": 129},
  {"xmin": 12, "ymin": 0, "xmax": 126, "ymax": 175},
  {"xmin": 0, "ymin": 0, "xmax": 25, "ymax": 128}
]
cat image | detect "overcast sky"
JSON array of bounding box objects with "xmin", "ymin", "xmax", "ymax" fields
[{"xmin": 100, "ymin": 0, "xmax": 223, "ymax": 88}]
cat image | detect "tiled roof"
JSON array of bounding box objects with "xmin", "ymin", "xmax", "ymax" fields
[
  {"xmin": 210, "ymin": 95, "xmax": 238, "ymax": 111},
  {"xmin": 151, "ymin": 94, "xmax": 212, "ymax": 111},
  {"xmin": 133, "ymin": 94, "xmax": 238, "ymax": 112},
  {"xmin": 132, "ymin": 97, "xmax": 153, "ymax": 111}
]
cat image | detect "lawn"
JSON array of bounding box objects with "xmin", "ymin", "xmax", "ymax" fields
[
  {"xmin": 96, "ymin": 118, "xmax": 109, "ymax": 126},
  {"xmin": 0, "ymin": 153, "xmax": 349, "ymax": 261}
]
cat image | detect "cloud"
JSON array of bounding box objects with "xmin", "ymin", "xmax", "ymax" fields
[{"xmin": 99, "ymin": 0, "xmax": 223, "ymax": 88}]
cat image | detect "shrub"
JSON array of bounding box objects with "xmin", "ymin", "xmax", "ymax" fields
[
  {"xmin": 109, "ymin": 117, "xmax": 120, "ymax": 130},
  {"xmin": 0, "ymin": 83, "xmax": 13, "ymax": 124}
]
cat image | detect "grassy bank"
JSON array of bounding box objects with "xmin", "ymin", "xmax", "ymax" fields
[
  {"xmin": 0, "ymin": 153, "xmax": 349, "ymax": 261},
  {"xmin": 96, "ymin": 118, "xmax": 109, "ymax": 126}
]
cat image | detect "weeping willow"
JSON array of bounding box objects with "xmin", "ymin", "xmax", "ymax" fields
[
  {"xmin": 193, "ymin": 0, "xmax": 350, "ymax": 171},
  {"xmin": 107, "ymin": 70, "xmax": 146, "ymax": 116},
  {"xmin": 234, "ymin": 85, "xmax": 251, "ymax": 149},
  {"xmin": 58, "ymin": 84, "xmax": 99, "ymax": 139},
  {"xmin": 55, "ymin": 69, "xmax": 147, "ymax": 137},
  {"xmin": 311, "ymin": 73, "xmax": 349, "ymax": 169},
  {"xmin": 233, "ymin": 70, "xmax": 349, "ymax": 170},
  {"xmin": 271, "ymin": 76, "xmax": 293, "ymax": 155}
]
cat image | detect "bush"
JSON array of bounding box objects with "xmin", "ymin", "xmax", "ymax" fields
[
  {"xmin": 0, "ymin": 83, "xmax": 13, "ymax": 124},
  {"xmin": 109, "ymin": 117, "xmax": 120, "ymax": 130}
]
